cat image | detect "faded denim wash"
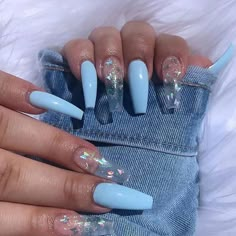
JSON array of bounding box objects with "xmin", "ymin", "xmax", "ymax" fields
[{"xmin": 37, "ymin": 49, "xmax": 217, "ymax": 236}]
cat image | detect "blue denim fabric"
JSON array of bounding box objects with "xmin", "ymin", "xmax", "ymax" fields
[{"xmin": 38, "ymin": 49, "xmax": 217, "ymax": 236}]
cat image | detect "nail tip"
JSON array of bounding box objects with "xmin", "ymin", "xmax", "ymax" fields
[
  {"xmin": 208, "ymin": 44, "xmax": 234, "ymax": 75},
  {"xmin": 30, "ymin": 91, "xmax": 84, "ymax": 120},
  {"xmin": 93, "ymin": 183, "xmax": 153, "ymax": 210}
]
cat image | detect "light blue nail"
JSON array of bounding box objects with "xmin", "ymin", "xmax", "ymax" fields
[
  {"xmin": 29, "ymin": 91, "xmax": 83, "ymax": 120},
  {"xmin": 208, "ymin": 44, "xmax": 234, "ymax": 75},
  {"xmin": 81, "ymin": 61, "xmax": 97, "ymax": 108},
  {"xmin": 93, "ymin": 183, "xmax": 153, "ymax": 210},
  {"xmin": 128, "ymin": 60, "xmax": 149, "ymax": 114}
]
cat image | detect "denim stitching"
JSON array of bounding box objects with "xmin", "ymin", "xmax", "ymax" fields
[{"xmin": 41, "ymin": 66, "xmax": 212, "ymax": 90}]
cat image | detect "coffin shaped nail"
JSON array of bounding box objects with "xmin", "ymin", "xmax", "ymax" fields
[
  {"xmin": 29, "ymin": 91, "xmax": 83, "ymax": 120},
  {"xmin": 128, "ymin": 60, "xmax": 149, "ymax": 114},
  {"xmin": 54, "ymin": 213, "xmax": 114, "ymax": 236},
  {"xmin": 208, "ymin": 44, "xmax": 234, "ymax": 75},
  {"xmin": 74, "ymin": 148, "xmax": 130, "ymax": 184},
  {"xmin": 93, "ymin": 183, "xmax": 153, "ymax": 210},
  {"xmin": 162, "ymin": 56, "xmax": 183, "ymax": 109},
  {"xmin": 81, "ymin": 61, "xmax": 97, "ymax": 109},
  {"xmin": 103, "ymin": 57, "xmax": 124, "ymax": 112}
]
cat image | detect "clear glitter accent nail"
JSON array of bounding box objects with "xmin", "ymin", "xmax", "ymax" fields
[
  {"xmin": 74, "ymin": 149, "xmax": 130, "ymax": 184},
  {"xmin": 162, "ymin": 56, "xmax": 183, "ymax": 109},
  {"xmin": 54, "ymin": 214, "xmax": 114, "ymax": 236},
  {"xmin": 102, "ymin": 57, "xmax": 124, "ymax": 112}
]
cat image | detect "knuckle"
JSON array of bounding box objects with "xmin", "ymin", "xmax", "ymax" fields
[
  {"xmin": 0, "ymin": 106, "xmax": 9, "ymax": 146},
  {"xmin": 30, "ymin": 210, "xmax": 54, "ymax": 234},
  {"xmin": 122, "ymin": 21, "xmax": 154, "ymax": 32},
  {"xmin": 90, "ymin": 26, "xmax": 119, "ymax": 40},
  {"xmin": 0, "ymin": 154, "xmax": 20, "ymax": 199},
  {"xmin": 47, "ymin": 130, "xmax": 65, "ymax": 157},
  {"xmin": 63, "ymin": 175, "xmax": 82, "ymax": 203},
  {"xmin": 0, "ymin": 76, "xmax": 10, "ymax": 99}
]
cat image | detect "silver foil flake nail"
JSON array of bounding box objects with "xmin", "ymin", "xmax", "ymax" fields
[
  {"xmin": 103, "ymin": 57, "xmax": 124, "ymax": 112},
  {"xmin": 54, "ymin": 214, "xmax": 114, "ymax": 236},
  {"xmin": 162, "ymin": 56, "xmax": 183, "ymax": 109},
  {"xmin": 77, "ymin": 150, "xmax": 130, "ymax": 184}
]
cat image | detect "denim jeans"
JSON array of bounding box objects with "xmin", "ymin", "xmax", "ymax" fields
[{"xmin": 38, "ymin": 49, "xmax": 217, "ymax": 236}]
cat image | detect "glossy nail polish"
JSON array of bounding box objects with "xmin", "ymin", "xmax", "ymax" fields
[
  {"xmin": 208, "ymin": 44, "xmax": 234, "ymax": 75},
  {"xmin": 54, "ymin": 213, "xmax": 114, "ymax": 236},
  {"xmin": 29, "ymin": 91, "xmax": 83, "ymax": 120},
  {"xmin": 162, "ymin": 56, "xmax": 183, "ymax": 109},
  {"xmin": 102, "ymin": 57, "xmax": 124, "ymax": 112},
  {"xmin": 93, "ymin": 183, "xmax": 153, "ymax": 210},
  {"xmin": 128, "ymin": 60, "xmax": 149, "ymax": 114},
  {"xmin": 81, "ymin": 61, "xmax": 97, "ymax": 109},
  {"xmin": 73, "ymin": 148, "xmax": 130, "ymax": 184}
]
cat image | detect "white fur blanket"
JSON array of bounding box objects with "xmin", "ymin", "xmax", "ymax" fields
[{"xmin": 1, "ymin": 0, "xmax": 236, "ymax": 235}]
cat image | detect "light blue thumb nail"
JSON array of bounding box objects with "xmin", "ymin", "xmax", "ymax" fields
[
  {"xmin": 29, "ymin": 91, "xmax": 84, "ymax": 120},
  {"xmin": 208, "ymin": 44, "xmax": 234, "ymax": 75},
  {"xmin": 93, "ymin": 183, "xmax": 153, "ymax": 210}
]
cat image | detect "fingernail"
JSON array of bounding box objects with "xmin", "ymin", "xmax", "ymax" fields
[
  {"xmin": 208, "ymin": 44, "xmax": 234, "ymax": 75},
  {"xmin": 93, "ymin": 183, "xmax": 153, "ymax": 210},
  {"xmin": 54, "ymin": 213, "xmax": 114, "ymax": 236},
  {"xmin": 128, "ymin": 60, "xmax": 149, "ymax": 114},
  {"xmin": 29, "ymin": 91, "xmax": 83, "ymax": 120},
  {"xmin": 102, "ymin": 57, "xmax": 124, "ymax": 112},
  {"xmin": 73, "ymin": 148, "xmax": 130, "ymax": 184},
  {"xmin": 162, "ymin": 56, "xmax": 183, "ymax": 109},
  {"xmin": 81, "ymin": 61, "xmax": 97, "ymax": 109}
]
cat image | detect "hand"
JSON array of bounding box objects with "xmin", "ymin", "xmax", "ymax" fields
[
  {"xmin": 63, "ymin": 21, "xmax": 212, "ymax": 114},
  {"xmin": 0, "ymin": 71, "xmax": 133, "ymax": 235},
  {"xmin": 0, "ymin": 21, "xmax": 223, "ymax": 236}
]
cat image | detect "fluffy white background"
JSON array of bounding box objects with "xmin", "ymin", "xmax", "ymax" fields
[{"xmin": 1, "ymin": 0, "xmax": 236, "ymax": 235}]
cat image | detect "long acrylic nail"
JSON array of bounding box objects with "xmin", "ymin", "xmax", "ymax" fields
[
  {"xmin": 102, "ymin": 57, "xmax": 124, "ymax": 112},
  {"xmin": 54, "ymin": 213, "xmax": 114, "ymax": 236},
  {"xmin": 81, "ymin": 61, "xmax": 97, "ymax": 109},
  {"xmin": 208, "ymin": 44, "xmax": 234, "ymax": 75},
  {"xmin": 128, "ymin": 60, "xmax": 149, "ymax": 114},
  {"xmin": 74, "ymin": 148, "xmax": 130, "ymax": 184},
  {"xmin": 29, "ymin": 91, "xmax": 83, "ymax": 120},
  {"xmin": 93, "ymin": 183, "xmax": 153, "ymax": 210},
  {"xmin": 162, "ymin": 56, "xmax": 183, "ymax": 109}
]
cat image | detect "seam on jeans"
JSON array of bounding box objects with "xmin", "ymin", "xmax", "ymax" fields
[
  {"xmin": 42, "ymin": 119, "xmax": 197, "ymax": 157},
  {"xmin": 70, "ymin": 129, "xmax": 197, "ymax": 157},
  {"xmin": 42, "ymin": 66, "xmax": 214, "ymax": 90},
  {"xmin": 180, "ymin": 81, "xmax": 211, "ymax": 91}
]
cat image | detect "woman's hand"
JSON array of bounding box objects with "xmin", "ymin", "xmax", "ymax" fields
[
  {"xmin": 0, "ymin": 21, "xmax": 217, "ymax": 236},
  {"xmin": 63, "ymin": 21, "xmax": 212, "ymax": 113},
  {"xmin": 0, "ymin": 71, "xmax": 132, "ymax": 235}
]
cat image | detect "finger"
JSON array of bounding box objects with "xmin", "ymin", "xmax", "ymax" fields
[
  {"xmin": 0, "ymin": 149, "xmax": 152, "ymax": 211},
  {"xmin": 155, "ymin": 34, "xmax": 189, "ymax": 81},
  {"xmin": 0, "ymin": 202, "xmax": 113, "ymax": 236},
  {"xmin": 155, "ymin": 34, "xmax": 190, "ymax": 109},
  {"xmin": 63, "ymin": 39, "xmax": 97, "ymax": 109},
  {"xmin": 0, "ymin": 105, "xmax": 129, "ymax": 184},
  {"xmin": 89, "ymin": 27, "xmax": 124, "ymax": 112},
  {"xmin": 121, "ymin": 21, "xmax": 156, "ymax": 114},
  {"xmin": 0, "ymin": 148, "xmax": 108, "ymax": 212},
  {"xmin": 0, "ymin": 70, "xmax": 44, "ymax": 114},
  {"xmin": 0, "ymin": 70, "xmax": 84, "ymax": 120}
]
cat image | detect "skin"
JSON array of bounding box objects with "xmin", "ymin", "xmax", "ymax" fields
[{"xmin": 0, "ymin": 21, "xmax": 212, "ymax": 235}]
